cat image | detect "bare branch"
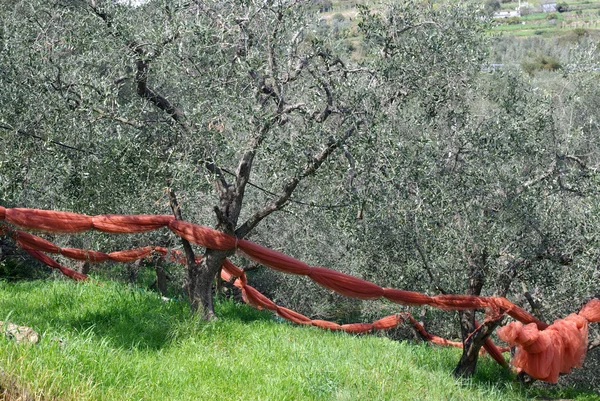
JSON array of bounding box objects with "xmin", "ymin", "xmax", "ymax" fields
[
  {"xmin": 135, "ymin": 57, "xmax": 192, "ymax": 134},
  {"xmin": 563, "ymin": 154, "xmax": 599, "ymax": 173},
  {"xmin": 312, "ymin": 75, "xmax": 333, "ymax": 123},
  {"xmin": 91, "ymin": 107, "xmax": 144, "ymax": 129},
  {"xmin": 414, "ymin": 236, "xmax": 447, "ymax": 294},
  {"xmin": 0, "ymin": 123, "xmax": 92, "ymax": 154},
  {"xmin": 192, "ymin": 0, "xmax": 233, "ymax": 31},
  {"xmin": 217, "ymin": 166, "xmax": 349, "ymax": 209},
  {"xmin": 88, "ymin": 1, "xmax": 191, "ymax": 134},
  {"xmin": 280, "ymin": 102, "xmax": 306, "ymax": 115},
  {"xmin": 205, "ymin": 161, "xmax": 230, "ymax": 197},
  {"xmin": 235, "ymin": 122, "xmax": 361, "ymax": 238},
  {"xmin": 515, "ymin": 167, "xmax": 558, "ymax": 195},
  {"xmin": 521, "ymin": 283, "xmax": 545, "ymax": 322}
]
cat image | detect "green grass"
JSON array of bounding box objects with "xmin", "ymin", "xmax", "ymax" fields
[{"xmin": 0, "ymin": 280, "xmax": 598, "ymax": 401}]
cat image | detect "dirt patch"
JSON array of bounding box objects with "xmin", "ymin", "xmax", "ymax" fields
[{"xmin": 0, "ymin": 376, "xmax": 43, "ymax": 401}]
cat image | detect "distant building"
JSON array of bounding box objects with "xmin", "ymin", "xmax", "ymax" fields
[
  {"xmin": 542, "ymin": 2, "xmax": 557, "ymax": 12},
  {"xmin": 493, "ymin": 10, "xmax": 521, "ymax": 19}
]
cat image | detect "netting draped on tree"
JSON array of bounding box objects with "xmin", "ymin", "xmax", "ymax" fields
[{"xmin": 1, "ymin": 206, "xmax": 599, "ymax": 383}]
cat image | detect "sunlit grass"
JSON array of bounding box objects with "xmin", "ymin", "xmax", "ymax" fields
[{"xmin": 0, "ymin": 280, "xmax": 598, "ymax": 400}]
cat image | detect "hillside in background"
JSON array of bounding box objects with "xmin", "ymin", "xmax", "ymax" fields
[
  {"xmin": 317, "ymin": 0, "xmax": 600, "ymax": 37},
  {"xmin": 491, "ymin": 0, "xmax": 600, "ymax": 36}
]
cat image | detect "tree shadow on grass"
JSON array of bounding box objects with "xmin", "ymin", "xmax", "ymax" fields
[{"xmin": 0, "ymin": 280, "xmax": 276, "ymax": 351}]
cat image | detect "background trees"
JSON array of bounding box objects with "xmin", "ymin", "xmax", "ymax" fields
[{"xmin": 1, "ymin": 0, "xmax": 599, "ymax": 385}]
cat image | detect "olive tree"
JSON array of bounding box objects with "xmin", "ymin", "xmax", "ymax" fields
[{"xmin": 1, "ymin": 0, "xmax": 375, "ymax": 319}]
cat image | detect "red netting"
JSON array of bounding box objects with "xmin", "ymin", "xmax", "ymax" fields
[
  {"xmin": 311, "ymin": 320, "xmax": 343, "ymax": 331},
  {"xmin": 341, "ymin": 323, "xmax": 374, "ymax": 334},
  {"xmin": 237, "ymin": 239, "xmax": 312, "ymax": 275},
  {"xmin": 23, "ymin": 248, "xmax": 88, "ymax": 281},
  {"xmin": 373, "ymin": 314, "xmax": 402, "ymax": 330},
  {"xmin": 60, "ymin": 248, "xmax": 111, "ymax": 262},
  {"xmin": 276, "ymin": 307, "xmax": 312, "ymax": 324},
  {"xmin": 5, "ymin": 223, "xmax": 506, "ymax": 364},
  {"xmin": 241, "ymin": 285, "xmax": 278, "ymax": 311},
  {"xmin": 5, "ymin": 208, "xmax": 93, "ymax": 232},
  {"xmin": 383, "ymin": 288, "xmax": 434, "ymax": 305},
  {"xmin": 497, "ymin": 305, "xmax": 597, "ymax": 383},
  {"xmin": 3, "ymin": 206, "xmax": 598, "ymax": 383},
  {"xmin": 168, "ymin": 220, "xmax": 235, "ymax": 250},
  {"xmin": 222, "ymin": 258, "xmax": 247, "ymax": 286},
  {"xmin": 308, "ymin": 267, "xmax": 384, "ymax": 300},
  {"xmin": 579, "ymin": 299, "xmax": 600, "ymax": 322},
  {"xmin": 507, "ymin": 305, "xmax": 549, "ymax": 329},
  {"xmin": 483, "ymin": 337, "xmax": 508, "ymax": 367},
  {"xmin": 429, "ymin": 295, "xmax": 490, "ymax": 311},
  {"xmin": 108, "ymin": 247, "xmax": 155, "ymax": 262},
  {"xmin": 92, "ymin": 214, "xmax": 173, "ymax": 233},
  {"xmin": 15, "ymin": 231, "xmax": 60, "ymax": 253}
]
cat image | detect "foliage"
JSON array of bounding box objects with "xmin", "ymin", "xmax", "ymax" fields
[
  {"xmin": 521, "ymin": 55, "xmax": 563, "ymax": 74},
  {"xmin": 505, "ymin": 16, "xmax": 523, "ymax": 24},
  {"xmin": 485, "ymin": 0, "xmax": 502, "ymax": 15},
  {"xmin": 1, "ymin": 0, "xmax": 600, "ymax": 386}
]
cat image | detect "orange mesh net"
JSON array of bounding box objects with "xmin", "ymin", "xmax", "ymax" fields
[
  {"xmin": 168, "ymin": 220, "xmax": 236, "ymax": 250},
  {"xmin": 6, "ymin": 208, "xmax": 93, "ymax": 232},
  {"xmin": 16, "ymin": 231, "xmax": 61, "ymax": 253},
  {"xmin": 308, "ymin": 266, "xmax": 384, "ymax": 300},
  {"xmin": 497, "ymin": 309, "xmax": 596, "ymax": 383},
  {"xmin": 60, "ymin": 248, "xmax": 110, "ymax": 262},
  {"xmin": 2, "ymin": 206, "xmax": 599, "ymax": 383},
  {"xmin": 107, "ymin": 247, "xmax": 155, "ymax": 262},
  {"xmin": 22, "ymin": 248, "xmax": 88, "ymax": 281},
  {"xmin": 92, "ymin": 214, "xmax": 173, "ymax": 233},
  {"xmin": 237, "ymin": 239, "xmax": 312, "ymax": 275},
  {"xmin": 383, "ymin": 288, "xmax": 434, "ymax": 306},
  {"xmin": 579, "ymin": 299, "xmax": 600, "ymax": 322}
]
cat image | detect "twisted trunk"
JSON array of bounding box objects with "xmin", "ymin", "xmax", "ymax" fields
[{"xmin": 454, "ymin": 249, "xmax": 489, "ymax": 378}]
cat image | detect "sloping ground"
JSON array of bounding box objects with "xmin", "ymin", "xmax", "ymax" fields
[{"xmin": 0, "ymin": 280, "xmax": 598, "ymax": 401}]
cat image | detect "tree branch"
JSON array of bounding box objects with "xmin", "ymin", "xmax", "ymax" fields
[
  {"xmin": 563, "ymin": 154, "xmax": 599, "ymax": 173},
  {"xmin": 515, "ymin": 167, "xmax": 558, "ymax": 195},
  {"xmin": 134, "ymin": 56, "xmax": 191, "ymax": 134},
  {"xmin": 204, "ymin": 161, "xmax": 230, "ymax": 197},
  {"xmin": 414, "ymin": 236, "xmax": 447, "ymax": 294},
  {"xmin": 168, "ymin": 188, "xmax": 199, "ymax": 293},
  {"xmin": 91, "ymin": 107, "xmax": 144, "ymax": 129},
  {"xmin": 235, "ymin": 122, "xmax": 361, "ymax": 238},
  {"xmin": 0, "ymin": 123, "xmax": 92, "ymax": 154}
]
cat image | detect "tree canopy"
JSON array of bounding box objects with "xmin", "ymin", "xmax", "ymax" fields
[{"xmin": 1, "ymin": 0, "xmax": 599, "ymax": 384}]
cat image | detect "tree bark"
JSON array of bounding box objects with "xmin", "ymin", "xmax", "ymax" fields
[
  {"xmin": 453, "ymin": 315, "xmax": 505, "ymax": 378},
  {"xmin": 128, "ymin": 259, "xmax": 141, "ymax": 284},
  {"xmin": 453, "ymin": 249, "xmax": 488, "ymax": 378},
  {"xmin": 77, "ymin": 261, "xmax": 90, "ymax": 275},
  {"xmin": 154, "ymin": 259, "xmax": 168, "ymax": 296},
  {"xmin": 191, "ymin": 248, "xmax": 234, "ymax": 319}
]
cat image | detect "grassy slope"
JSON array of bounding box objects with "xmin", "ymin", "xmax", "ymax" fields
[{"xmin": 0, "ymin": 280, "xmax": 598, "ymax": 401}]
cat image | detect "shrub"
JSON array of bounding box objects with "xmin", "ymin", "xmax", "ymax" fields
[
  {"xmin": 332, "ymin": 13, "xmax": 345, "ymax": 23},
  {"xmin": 521, "ymin": 55, "xmax": 562, "ymax": 74}
]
